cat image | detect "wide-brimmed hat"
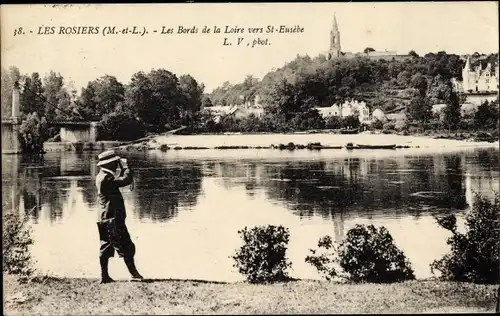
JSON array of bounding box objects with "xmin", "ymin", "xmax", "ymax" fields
[{"xmin": 97, "ymin": 150, "xmax": 121, "ymax": 167}]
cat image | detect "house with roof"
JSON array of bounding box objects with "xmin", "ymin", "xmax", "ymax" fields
[
  {"xmin": 454, "ymin": 55, "xmax": 499, "ymax": 94},
  {"xmin": 316, "ymin": 99, "xmax": 371, "ymax": 124},
  {"xmin": 206, "ymin": 95, "xmax": 265, "ymax": 123},
  {"xmin": 317, "ymin": 104, "xmax": 341, "ymax": 117}
]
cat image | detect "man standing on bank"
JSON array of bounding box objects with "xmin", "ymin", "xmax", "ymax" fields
[{"xmin": 96, "ymin": 150, "xmax": 144, "ymax": 283}]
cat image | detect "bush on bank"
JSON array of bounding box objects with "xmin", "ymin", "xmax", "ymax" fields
[
  {"xmin": 232, "ymin": 225, "xmax": 292, "ymax": 283},
  {"xmin": 306, "ymin": 224, "xmax": 415, "ymax": 283},
  {"xmin": 3, "ymin": 211, "xmax": 36, "ymax": 279},
  {"xmin": 431, "ymin": 192, "xmax": 500, "ymax": 284}
]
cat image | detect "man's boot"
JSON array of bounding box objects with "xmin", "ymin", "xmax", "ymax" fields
[
  {"xmin": 124, "ymin": 257, "xmax": 144, "ymax": 281},
  {"xmin": 100, "ymin": 256, "xmax": 115, "ymax": 284}
]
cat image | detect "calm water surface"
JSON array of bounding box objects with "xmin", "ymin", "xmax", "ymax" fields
[{"xmin": 2, "ymin": 147, "xmax": 499, "ymax": 282}]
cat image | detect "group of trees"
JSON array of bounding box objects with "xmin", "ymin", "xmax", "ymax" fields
[
  {"xmin": 1, "ymin": 67, "xmax": 75, "ymax": 125},
  {"xmin": 67, "ymin": 70, "xmax": 205, "ymax": 140},
  {"xmin": 2, "ymin": 66, "xmax": 77, "ymax": 152},
  {"xmin": 75, "ymin": 71, "xmax": 204, "ymax": 134},
  {"xmin": 1, "ymin": 66, "xmax": 206, "ymax": 148}
]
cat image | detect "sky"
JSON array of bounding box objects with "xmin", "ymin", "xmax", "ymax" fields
[{"xmin": 1, "ymin": 2, "xmax": 498, "ymax": 93}]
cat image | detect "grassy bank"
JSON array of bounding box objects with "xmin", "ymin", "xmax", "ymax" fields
[{"xmin": 4, "ymin": 274, "xmax": 498, "ymax": 315}]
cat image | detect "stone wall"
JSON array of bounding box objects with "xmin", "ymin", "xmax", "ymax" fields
[
  {"xmin": 59, "ymin": 122, "xmax": 98, "ymax": 143},
  {"xmin": 465, "ymin": 94, "xmax": 499, "ymax": 106},
  {"xmin": 44, "ymin": 141, "xmax": 122, "ymax": 153}
]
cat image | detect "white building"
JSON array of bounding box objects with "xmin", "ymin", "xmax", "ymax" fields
[
  {"xmin": 459, "ymin": 55, "xmax": 499, "ymax": 93},
  {"xmin": 317, "ymin": 104, "xmax": 341, "ymax": 117},
  {"xmin": 206, "ymin": 95, "xmax": 264, "ymax": 123},
  {"xmin": 316, "ymin": 99, "xmax": 370, "ymax": 123}
]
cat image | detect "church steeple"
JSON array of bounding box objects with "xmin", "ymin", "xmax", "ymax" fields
[
  {"xmin": 329, "ymin": 13, "xmax": 342, "ymax": 59},
  {"xmin": 332, "ymin": 13, "xmax": 339, "ymax": 31},
  {"xmin": 464, "ymin": 55, "xmax": 472, "ymax": 71}
]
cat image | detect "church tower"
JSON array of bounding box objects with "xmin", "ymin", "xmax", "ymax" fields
[
  {"xmin": 328, "ymin": 13, "xmax": 342, "ymax": 59},
  {"xmin": 462, "ymin": 55, "xmax": 472, "ymax": 92}
]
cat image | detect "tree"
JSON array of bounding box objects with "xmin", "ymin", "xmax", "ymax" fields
[
  {"xmin": 148, "ymin": 69, "xmax": 184, "ymax": 130},
  {"xmin": 124, "ymin": 71, "xmax": 154, "ymax": 127},
  {"xmin": 201, "ymin": 95, "xmax": 213, "ymax": 108},
  {"xmin": 74, "ymin": 83, "xmax": 98, "ymax": 120},
  {"xmin": 474, "ymin": 101, "xmax": 498, "ymax": 130},
  {"xmin": 325, "ymin": 115, "xmax": 342, "ymax": 129},
  {"xmin": 242, "ymin": 74, "xmax": 259, "ymax": 102},
  {"xmin": 407, "ymin": 96, "xmax": 432, "ymax": 127},
  {"xmin": 396, "ymin": 70, "xmax": 412, "ymax": 88},
  {"xmin": 74, "ymin": 75, "xmax": 125, "ymax": 120},
  {"xmin": 42, "ymin": 71, "xmax": 72, "ymax": 121},
  {"xmin": 364, "ymin": 47, "xmax": 375, "ymax": 54},
  {"xmin": 178, "ymin": 74, "xmax": 203, "ymax": 115},
  {"xmin": 442, "ymin": 91, "xmax": 461, "ymax": 131},
  {"xmin": 263, "ymin": 78, "xmax": 297, "ymax": 120},
  {"xmin": 18, "ymin": 112, "xmax": 48, "ymax": 154},
  {"xmin": 431, "ymin": 193, "xmax": 499, "ymax": 283},
  {"xmin": 409, "ymin": 50, "xmax": 419, "ymax": 58},
  {"xmin": 341, "ymin": 115, "xmax": 360, "ymax": 129},
  {"xmin": 125, "ymin": 69, "xmax": 185, "ymax": 132},
  {"xmin": 98, "ymin": 103, "xmax": 146, "ymax": 141},
  {"xmin": 410, "ymin": 73, "xmax": 428, "ymax": 97},
  {"xmin": 20, "ymin": 73, "xmax": 44, "ymax": 116},
  {"xmin": 93, "ymin": 75, "xmax": 125, "ymax": 115}
]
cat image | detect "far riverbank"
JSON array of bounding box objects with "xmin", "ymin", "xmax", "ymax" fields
[{"xmin": 115, "ymin": 132, "xmax": 499, "ymax": 152}]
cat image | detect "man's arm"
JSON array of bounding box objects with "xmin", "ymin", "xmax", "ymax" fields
[{"xmin": 113, "ymin": 167, "xmax": 133, "ymax": 187}]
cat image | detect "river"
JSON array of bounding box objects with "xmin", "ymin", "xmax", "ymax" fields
[{"xmin": 2, "ymin": 144, "xmax": 499, "ymax": 282}]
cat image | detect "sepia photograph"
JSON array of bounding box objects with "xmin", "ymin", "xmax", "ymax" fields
[{"xmin": 2, "ymin": 2, "xmax": 499, "ymax": 315}]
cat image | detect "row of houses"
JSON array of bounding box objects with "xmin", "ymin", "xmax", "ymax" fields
[
  {"xmin": 205, "ymin": 104, "xmax": 264, "ymax": 123},
  {"xmin": 204, "ymin": 95, "xmax": 495, "ymax": 127},
  {"xmin": 205, "ymin": 98, "xmax": 379, "ymax": 125}
]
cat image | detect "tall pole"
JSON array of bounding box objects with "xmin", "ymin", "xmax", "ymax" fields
[{"xmin": 11, "ymin": 82, "xmax": 22, "ymax": 153}]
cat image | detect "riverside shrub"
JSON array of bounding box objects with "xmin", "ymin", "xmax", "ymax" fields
[
  {"xmin": 2, "ymin": 211, "xmax": 35, "ymax": 278},
  {"xmin": 306, "ymin": 224, "xmax": 415, "ymax": 283},
  {"xmin": 232, "ymin": 225, "xmax": 292, "ymax": 283},
  {"xmin": 431, "ymin": 192, "xmax": 500, "ymax": 284},
  {"xmin": 305, "ymin": 235, "xmax": 338, "ymax": 281}
]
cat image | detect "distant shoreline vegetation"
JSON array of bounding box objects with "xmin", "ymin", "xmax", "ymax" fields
[{"xmin": 1, "ymin": 51, "xmax": 498, "ymax": 150}]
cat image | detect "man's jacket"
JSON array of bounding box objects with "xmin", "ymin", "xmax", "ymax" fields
[{"xmin": 96, "ymin": 167, "xmax": 133, "ymax": 223}]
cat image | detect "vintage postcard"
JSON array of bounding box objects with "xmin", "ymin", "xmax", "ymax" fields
[{"xmin": 2, "ymin": 2, "xmax": 499, "ymax": 315}]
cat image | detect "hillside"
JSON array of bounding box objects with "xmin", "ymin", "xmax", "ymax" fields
[{"xmin": 208, "ymin": 52, "xmax": 499, "ymax": 113}]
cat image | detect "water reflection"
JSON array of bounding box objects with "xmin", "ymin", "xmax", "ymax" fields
[
  {"xmin": 3, "ymin": 149, "xmax": 497, "ymax": 223},
  {"xmin": 131, "ymin": 162, "xmax": 203, "ymax": 222},
  {"xmin": 1, "ymin": 148, "xmax": 499, "ymax": 280},
  {"xmin": 209, "ymin": 154, "xmax": 470, "ymax": 221}
]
